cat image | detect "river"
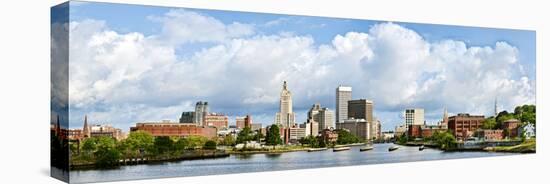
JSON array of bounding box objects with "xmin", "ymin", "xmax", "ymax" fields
[{"xmin": 70, "ymin": 143, "xmax": 519, "ymax": 183}]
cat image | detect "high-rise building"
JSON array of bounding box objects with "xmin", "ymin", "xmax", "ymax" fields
[
  {"xmin": 275, "ymin": 81, "xmax": 295, "ymax": 128},
  {"xmin": 301, "ymin": 118, "xmax": 319, "ymax": 137},
  {"xmin": 179, "ymin": 111, "xmax": 195, "ymax": 123},
  {"xmin": 372, "ymin": 118, "xmax": 381, "ymax": 140},
  {"xmin": 337, "ymin": 119, "xmax": 370, "ymax": 140},
  {"xmin": 405, "ymin": 108, "xmax": 424, "ymax": 126},
  {"xmin": 336, "ymin": 85, "xmax": 352, "ymax": 123},
  {"xmin": 348, "ymin": 99, "xmax": 374, "ymax": 123},
  {"xmin": 308, "ymin": 103, "xmax": 335, "ymax": 130},
  {"xmin": 194, "ymin": 101, "xmax": 209, "ymax": 126}
]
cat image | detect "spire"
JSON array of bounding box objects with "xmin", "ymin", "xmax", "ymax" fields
[
  {"xmin": 83, "ymin": 115, "xmax": 90, "ymax": 138},
  {"xmin": 283, "ymin": 81, "xmax": 287, "ymax": 90},
  {"xmin": 494, "ymin": 97, "xmax": 498, "ymax": 117}
]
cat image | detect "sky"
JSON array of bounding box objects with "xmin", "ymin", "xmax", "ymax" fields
[{"xmin": 55, "ymin": 1, "xmax": 536, "ymax": 132}]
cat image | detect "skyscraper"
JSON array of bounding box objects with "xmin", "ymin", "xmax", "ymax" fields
[
  {"xmin": 275, "ymin": 81, "xmax": 295, "ymax": 128},
  {"xmin": 405, "ymin": 108, "xmax": 425, "ymax": 126},
  {"xmin": 336, "ymin": 85, "xmax": 352, "ymax": 123},
  {"xmin": 194, "ymin": 101, "xmax": 209, "ymax": 126},
  {"xmin": 348, "ymin": 99, "xmax": 374, "ymax": 123}
]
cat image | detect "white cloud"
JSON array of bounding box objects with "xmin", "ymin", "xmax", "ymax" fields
[
  {"xmin": 66, "ymin": 13, "xmax": 534, "ymax": 130},
  {"xmin": 148, "ymin": 9, "xmax": 254, "ymax": 45}
]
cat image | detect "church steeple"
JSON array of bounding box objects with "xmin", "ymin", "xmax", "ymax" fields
[
  {"xmin": 82, "ymin": 115, "xmax": 90, "ymax": 138},
  {"xmin": 283, "ymin": 80, "xmax": 287, "ymax": 90},
  {"xmin": 494, "ymin": 97, "xmax": 498, "ymax": 117}
]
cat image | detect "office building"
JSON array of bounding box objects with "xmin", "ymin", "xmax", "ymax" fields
[
  {"xmin": 448, "ymin": 113, "xmax": 485, "ymax": 140},
  {"xmin": 336, "ymin": 85, "xmax": 352, "ymax": 123},
  {"xmin": 336, "ymin": 118, "xmax": 370, "ymax": 140},
  {"xmin": 405, "ymin": 108, "xmax": 425, "ymax": 126},
  {"xmin": 275, "ymin": 81, "xmax": 295, "ymax": 127}
]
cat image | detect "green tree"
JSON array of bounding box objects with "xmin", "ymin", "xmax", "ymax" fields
[
  {"xmin": 266, "ymin": 124, "xmax": 283, "ymax": 145},
  {"xmin": 204, "ymin": 140, "xmax": 218, "ymax": 150},
  {"xmin": 81, "ymin": 138, "xmax": 97, "ymax": 155},
  {"xmin": 515, "ymin": 104, "xmax": 536, "ymax": 126},
  {"xmin": 174, "ymin": 137, "xmax": 188, "ymax": 151},
  {"xmin": 299, "ymin": 135, "xmax": 319, "ymax": 147},
  {"xmin": 220, "ymin": 135, "xmax": 236, "ymax": 146},
  {"xmin": 185, "ymin": 135, "xmax": 208, "ymax": 149},
  {"xmin": 122, "ymin": 131, "xmax": 154, "ymax": 157},
  {"xmin": 482, "ymin": 117, "xmax": 497, "ymax": 129},
  {"xmin": 336, "ymin": 129, "xmax": 360, "ymax": 145},
  {"xmin": 154, "ymin": 136, "xmax": 174, "ymax": 154},
  {"xmin": 237, "ymin": 127, "xmax": 254, "ymax": 144},
  {"xmin": 93, "ymin": 136, "xmax": 121, "ymax": 168}
]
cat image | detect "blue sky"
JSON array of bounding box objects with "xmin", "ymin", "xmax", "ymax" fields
[{"xmin": 59, "ymin": 1, "xmax": 536, "ymax": 131}]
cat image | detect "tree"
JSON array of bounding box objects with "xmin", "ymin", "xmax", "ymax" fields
[
  {"xmin": 185, "ymin": 135, "xmax": 208, "ymax": 149},
  {"xmin": 266, "ymin": 124, "xmax": 283, "ymax": 145},
  {"xmin": 237, "ymin": 127, "xmax": 254, "ymax": 144},
  {"xmin": 154, "ymin": 136, "xmax": 174, "ymax": 155},
  {"xmin": 82, "ymin": 138, "xmax": 97, "ymax": 155},
  {"xmin": 174, "ymin": 137, "xmax": 188, "ymax": 151},
  {"xmin": 93, "ymin": 136, "xmax": 121, "ymax": 168},
  {"xmin": 299, "ymin": 135, "xmax": 319, "ymax": 147},
  {"xmin": 482, "ymin": 117, "xmax": 497, "ymax": 130},
  {"xmin": 122, "ymin": 131, "xmax": 154, "ymax": 157},
  {"xmin": 515, "ymin": 104, "xmax": 536, "ymax": 126},
  {"xmin": 219, "ymin": 135, "xmax": 236, "ymax": 146},
  {"xmin": 204, "ymin": 140, "xmax": 217, "ymax": 150},
  {"xmin": 336, "ymin": 129, "xmax": 360, "ymax": 145}
]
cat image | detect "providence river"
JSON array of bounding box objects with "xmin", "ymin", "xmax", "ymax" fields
[{"xmin": 70, "ymin": 143, "xmax": 517, "ymax": 183}]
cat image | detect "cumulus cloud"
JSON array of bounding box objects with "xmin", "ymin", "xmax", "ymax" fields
[
  {"xmin": 148, "ymin": 9, "xmax": 254, "ymax": 45},
  {"xmin": 65, "ymin": 11, "xmax": 535, "ymax": 130}
]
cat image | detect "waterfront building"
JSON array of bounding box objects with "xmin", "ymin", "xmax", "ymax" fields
[
  {"xmin": 405, "ymin": 108, "xmax": 425, "ymax": 126},
  {"xmin": 381, "ymin": 131, "xmax": 395, "ymax": 141},
  {"xmin": 502, "ymin": 119, "xmax": 521, "ymax": 138},
  {"xmin": 236, "ymin": 116, "xmax": 245, "ymax": 129},
  {"xmin": 308, "ymin": 103, "xmax": 335, "ymax": 130},
  {"xmin": 204, "ymin": 113, "xmax": 229, "ymax": 130},
  {"xmin": 89, "ymin": 124, "xmax": 125, "ymax": 140},
  {"xmin": 289, "ymin": 125, "xmax": 306, "ymax": 143},
  {"xmin": 337, "ymin": 118, "xmax": 370, "ymax": 140},
  {"xmin": 275, "ymin": 81, "xmax": 296, "ymax": 128},
  {"xmin": 348, "ymin": 99, "xmax": 374, "ymax": 123},
  {"xmin": 420, "ymin": 125, "xmax": 447, "ymax": 137},
  {"xmin": 448, "ymin": 113, "xmax": 485, "ymax": 141},
  {"xmin": 250, "ymin": 123, "xmax": 262, "ymax": 131},
  {"xmin": 319, "ymin": 129, "xmax": 338, "ymax": 145},
  {"xmin": 67, "ymin": 129, "xmax": 82, "ymax": 141},
  {"xmin": 300, "ymin": 118, "xmax": 319, "ymax": 137},
  {"xmin": 244, "ymin": 115, "xmax": 252, "ymax": 129},
  {"xmin": 194, "ymin": 101, "xmax": 209, "ymax": 126},
  {"xmin": 130, "ymin": 121, "xmax": 217, "ymax": 139},
  {"xmin": 395, "ymin": 124, "xmax": 407, "ymax": 136},
  {"xmin": 521, "ymin": 123, "xmax": 536, "ymax": 139},
  {"xmin": 372, "ymin": 119, "xmax": 381, "ymax": 140},
  {"xmin": 179, "ymin": 111, "xmax": 195, "ymax": 123},
  {"xmin": 476, "ymin": 129, "xmax": 504, "ymax": 141},
  {"xmin": 336, "ymin": 85, "xmax": 352, "ymax": 123}
]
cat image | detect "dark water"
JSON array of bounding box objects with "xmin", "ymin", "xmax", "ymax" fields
[{"xmin": 70, "ymin": 143, "xmax": 518, "ymax": 183}]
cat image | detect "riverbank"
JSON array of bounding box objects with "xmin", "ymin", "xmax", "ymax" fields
[
  {"xmin": 396, "ymin": 139, "xmax": 535, "ymax": 153},
  {"xmin": 484, "ymin": 139, "xmax": 536, "ymax": 153},
  {"xmin": 70, "ymin": 149, "xmax": 229, "ymax": 170}
]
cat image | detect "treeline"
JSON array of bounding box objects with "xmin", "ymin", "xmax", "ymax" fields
[
  {"xmin": 298, "ymin": 129, "xmax": 362, "ymax": 148},
  {"xmin": 482, "ymin": 104, "xmax": 536, "ymax": 130},
  {"xmin": 70, "ymin": 131, "xmax": 225, "ymax": 168},
  {"xmin": 396, "ymin": 131, "xmax": 457, "ymax": 150}
]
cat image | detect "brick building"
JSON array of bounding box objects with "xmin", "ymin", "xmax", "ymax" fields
[
  {"xmin": 130, "ymin": 122, "xmax": 217, "ymax": 139},
  {"xmin": 476, "ymin": 129, "xmax": 504, "ymax": 141},
  {"xmin": 502, "ymin": 119, "xmax": 521, "ymax": 138},
  {"xmin": 448, "ymin": 113, "xmax": 485, "ymax": 141},
  {"xmin": 204, "ymin": 113, "xmax": 228, "ymax": 130}
]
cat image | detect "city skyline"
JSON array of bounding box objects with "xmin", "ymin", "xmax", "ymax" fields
[{"xmin": 59, "ymin": 1, "xmax": 536, "ymax": 132}]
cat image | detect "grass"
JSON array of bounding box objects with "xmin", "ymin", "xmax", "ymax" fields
[{"xmin": 486, "ymin": 139, "xmax": 536, "ymax": 153}]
